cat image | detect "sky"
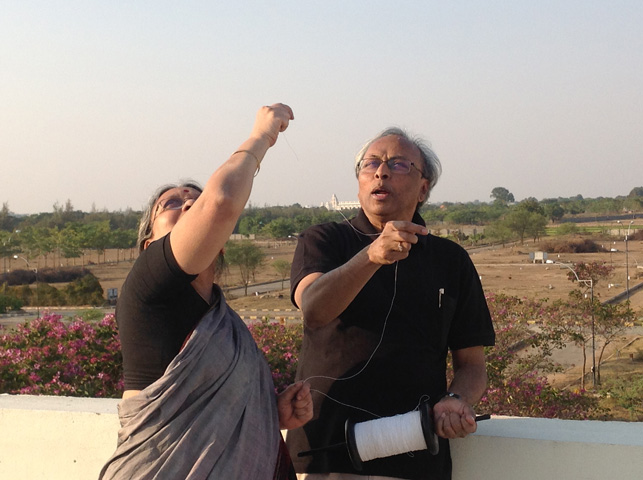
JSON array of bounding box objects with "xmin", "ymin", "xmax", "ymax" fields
[{"xmin": 2, "ymin": 1, "xmax": 642, "ymax": 215}]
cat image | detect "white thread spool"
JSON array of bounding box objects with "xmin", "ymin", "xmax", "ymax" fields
[
  {"xmin": 298, "ymin": 403, "xmax": 489, "ymax": 471},
  {"xmin": 344, "ymin": 400, "xmax": 438, "ymax": 470},
  {"xmin": 354, "ymin": 411, "xmax": 427, "ymax": 461}
]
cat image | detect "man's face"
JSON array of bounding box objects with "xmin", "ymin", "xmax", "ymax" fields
[{"xmin": 357, "ymin": 135, "xmax": 430, "ymax": 228}]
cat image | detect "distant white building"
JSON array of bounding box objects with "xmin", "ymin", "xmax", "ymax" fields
[{"xmin": 322, "ymin": 194, "xmax": 360, "ymax": 211}]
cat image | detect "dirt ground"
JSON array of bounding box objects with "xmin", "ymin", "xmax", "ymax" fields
[{"xmin": 81, "ymin": 234, "xmax": 643, "ymax": 312}]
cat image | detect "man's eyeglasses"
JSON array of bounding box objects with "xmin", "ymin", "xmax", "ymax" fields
[{"xmin": 358, "ymin": 157, "xmax": 425, "ymax": 177}]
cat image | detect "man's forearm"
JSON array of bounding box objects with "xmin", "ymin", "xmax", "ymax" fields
[{"xmin": 448, "ymin": 347, "xmax": 489, "ymax": 406}]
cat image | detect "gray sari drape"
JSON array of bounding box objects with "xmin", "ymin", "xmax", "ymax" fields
[{"xmin": 100, "ymin": 291, "xmax": 280, "ymax": 479}]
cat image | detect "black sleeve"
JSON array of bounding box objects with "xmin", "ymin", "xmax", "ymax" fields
[
  {"xmin": 290, "ymin": 222, "xmax": 348, "ymax": 308},
  {"xmin": 447, "ymin": 246, "xmax": 496, "ymax": 350}
]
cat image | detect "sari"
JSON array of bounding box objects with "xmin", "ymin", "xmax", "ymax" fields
[{"xmin": 100, "ymin": 288, "xmax": 293, "ymax": 479}]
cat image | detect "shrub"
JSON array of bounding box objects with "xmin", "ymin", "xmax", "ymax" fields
[
  {"xmin": 64, "ymin": 273, "xmax": 104, "ymax": 306},
  {"xmin": 4, "ymin": 267, "xmax": 93, "ymax": 286},
  {"xmin": 539, "ymin": 239, "xmax": 606, "ymax": 254},
  {"xmin": 0, "ymin": 313, "xmax": 122, "ymax": 397},
  {"xmin": 600, "ymin": 376, "xmax": 643, "ymax": 420},
  {"xmin": 247, "ymin": 319, "xmax": 303, "ymax": 393},
  {"xmin": 0, "ymin": 292, "xmax": 22, "ymax": 313},
  {"xmin": 555, "ymin": 223, "xmax": 579, "ymax": 235},
  {"xmin": 481, "ymin": 372, "xmax": 607, "ymax": 419},
  {"xmin": 5, "ymin": 273, "xmax": 104, "ymax": 307}
]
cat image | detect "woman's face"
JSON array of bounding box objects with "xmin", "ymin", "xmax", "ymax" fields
[{"xmin": 144, "ymin": 186, "xmax": 201, "ymax": 249}]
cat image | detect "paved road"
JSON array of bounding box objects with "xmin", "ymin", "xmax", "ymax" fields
[{"xmin": 224, "ymin": 279, "xmax": 290, "ymax": 297}]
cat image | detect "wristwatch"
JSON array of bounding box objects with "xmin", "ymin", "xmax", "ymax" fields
[{"xmin": 440, "ymin": 391, "xmax": 461, "ymax": 401}]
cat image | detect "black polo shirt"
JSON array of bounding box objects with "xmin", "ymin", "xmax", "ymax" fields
[{"xmin": 288, "ymin": 210, "xmax": 495, "ymax": 479}]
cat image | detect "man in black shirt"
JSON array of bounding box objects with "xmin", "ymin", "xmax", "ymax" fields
[{"xmin": 288, "ymin": 128, "xmax": 495, "ymax": 480}]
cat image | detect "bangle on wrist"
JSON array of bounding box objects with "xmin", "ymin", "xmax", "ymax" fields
[{"xmin": 232, "ymin": 149, "xmax": 261, "ymax": 176}]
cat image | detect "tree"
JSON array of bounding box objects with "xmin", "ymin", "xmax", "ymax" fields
[
  {"xmin": 525, "ymin": 213, "xmax": 548, "ymax": 242},
  {"xmin": 544, "ymin": 203, "xmax": 565, "ymax": 223},
  {"xmin": 0, "ymin": 202, "xmax": 15, "ymax": 231},
  {"xmin": 481, "ymin": 293, "xmax": 604, "ymax": 419},
  {"xmin": 238, "ymin": 216, "xmax": 261, "ymax": 236},
  {"xmin": 564, "ymin": 261, "xmax": 615, "ymax": 387},
  {"xmin": 551, "ymin": 292, "xmax": 593, "ymax": 389},
  {"xmin": 225, "ymin": 240, "xmax": 265, "ymax": 296},
  {"xmin": 627, "ymin": 186, "xmax": 643, "ymax": 198},
  {"xmin": 60, "ymin": 224, "xmax": 84, "ymax": 265},
  {"xmin": 272, "ymin": 259, "xmax": 291, "ymax": 289},
  {"xmin": 82, "ymin": 221, "xmax": 112, "ymax": 263},
  {"xmin": 484, "ymin": 221, "xmax": 513, "ymax": 246},
  {"xmin": 503, "ymin": 209, "xmax": 539, "ymax": 244},
  {"xmin": 567, "ymin": 261, "xmax": 613, "ymax": 287},
  {"xmin": 110, "ymin": 228, "xmax": 138, "ymax": 262},
  {"xmin": 265, "ymin": 218, "xmax": 296, "ymax": 239},
  {"xmin": 516, "ymin": 198, "xmax": 545, "ymax": 215},
  {"xmin": 593, "ymin": 301, "xmax": 634, "ymax": 384},
  {"xmin": 490, "ymin": 187, "xmax": 515, "ymax": 205}
]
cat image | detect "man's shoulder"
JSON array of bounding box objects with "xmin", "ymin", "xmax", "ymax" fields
[
  {"xmin": 300, "ymin": 220, "xmax": 353, "ymax": 239},
  {"xmin": 426, "ymin": 233, "xmax": 469, "ymax": 255}
]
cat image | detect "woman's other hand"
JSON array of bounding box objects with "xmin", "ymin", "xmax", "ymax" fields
[{"xmin": 277, "ymin": 381, "xmax": 312, "ymax": 430}]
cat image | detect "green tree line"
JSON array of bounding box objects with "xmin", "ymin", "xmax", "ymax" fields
[{"xmin": 1, "ymin": 187, "xmax": 641, "ymax": 263}]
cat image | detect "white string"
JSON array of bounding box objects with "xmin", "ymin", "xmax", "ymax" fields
[
  {"xmin": 283, "ymin": 142, "xmax": 420, "ymax": 423},
  {"xmin": 354, "ymin": 411, "xmax": 428, "ymax": 462},
  {"xmin": 286, "ymin": 137, "xmax": 434, "ymax": 459},
  {"xmin": 281, "ymin": 132, "xmax": 301, "ymax": 163},
  {"xmin": 336, "ymin": 209, "xmax": 380, "ymax": 238},
  {"xmin": 303, "ymin": 210, "xmax": 400, "ymax": 419}
]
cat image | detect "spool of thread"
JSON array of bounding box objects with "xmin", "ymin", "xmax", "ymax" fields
[
  {"xmin": 345, "ymin": 400, "xmax": 438, "ymax": 470},
  {"xmin": 297, "ymin": 401, "xmax": 490, "ymax": 472}
]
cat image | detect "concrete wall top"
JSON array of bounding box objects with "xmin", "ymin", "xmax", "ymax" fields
[
  {"xmin": 1, "ymin": 395, "xmax": 643, "ymax": 480},
  {"xmin": 0, "ymin": 393, "xmax": 120, "ymax": 414},
  {"xmin": 476, "ymin": 415, "xmax": 643, "ymax": 446}
]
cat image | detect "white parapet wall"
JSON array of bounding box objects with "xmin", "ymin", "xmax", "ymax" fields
[
  {"xmin": 1, "ymin": 394, "xmax": 643, "ymax": 480},
  {"xmin": 451, "ymin": 416, "xmax": 643, "ymax": 479},
  {"xmin": 0, "ymin": 395, "xmax": 120, "ymax": 479}
]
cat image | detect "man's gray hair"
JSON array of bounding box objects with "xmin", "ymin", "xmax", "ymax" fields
[
  {"xmin": 354, "ymin": 127, "xmax": 442, "ymax": 207},
  {"xmin": 136, "ymin": 181, "xmax": 203, "ymax": 252}
]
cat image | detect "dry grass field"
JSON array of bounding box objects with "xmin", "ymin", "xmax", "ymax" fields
[{"xmin": 85, "ymin": 233, "xmax": 643, "ymax": 313}]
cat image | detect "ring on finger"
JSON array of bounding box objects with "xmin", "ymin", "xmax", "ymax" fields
[{"xmin": 397, "ymin": 242, "xmax": 404, "ymax": 252}]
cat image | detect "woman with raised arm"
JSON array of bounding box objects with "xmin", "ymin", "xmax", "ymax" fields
[{"xmin": 100, "ymin": 104, "xmax": 312, "ymax": 480}]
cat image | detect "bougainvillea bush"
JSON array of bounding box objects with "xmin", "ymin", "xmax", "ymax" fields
[
  {"xmin": 247, "ymin": 319, "xmax": 303, "ymax": 393},
  {"xmin": 480, "ymin": 292, "xmax": 608, "ymax": 420},
  {"xmin": 0, "ymin": 313, "xmax": 302, "ymax": 398},
  {"xmin": 0, "ymin": 313, "xmax": 123, "ymax": 397},
  {"xmin": 0, "ymin": 296, "xmax": 629, "ymax": 421}
]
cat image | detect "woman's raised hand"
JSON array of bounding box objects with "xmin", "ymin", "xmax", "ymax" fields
[{"xmin": 251, "ymin": 103, "xmax": 294, "ymax": 147}]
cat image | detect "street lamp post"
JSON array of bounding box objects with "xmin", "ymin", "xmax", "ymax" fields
[
  {"xmin": 2, "ymin": 230, "xmax": 20, "ymax": 293},
  {"xmin": 625, "ymin": 221, "xmax": 633, "ymax": 302},
  {"xmin": 617, "ymin": 220, "xmax": 634, "ymax": 302},
  {"xmin": 558, "ymin": 262, "xmax": 595, "ymax": 387},
  {"xmin": 13, "ymin": 255, "xmax": 38, "ymax": 318}
]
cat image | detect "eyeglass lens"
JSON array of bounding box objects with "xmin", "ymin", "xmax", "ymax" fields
[{"xmin": 360, "ymin": 158, "xmax": 412, "ymax": 174}]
